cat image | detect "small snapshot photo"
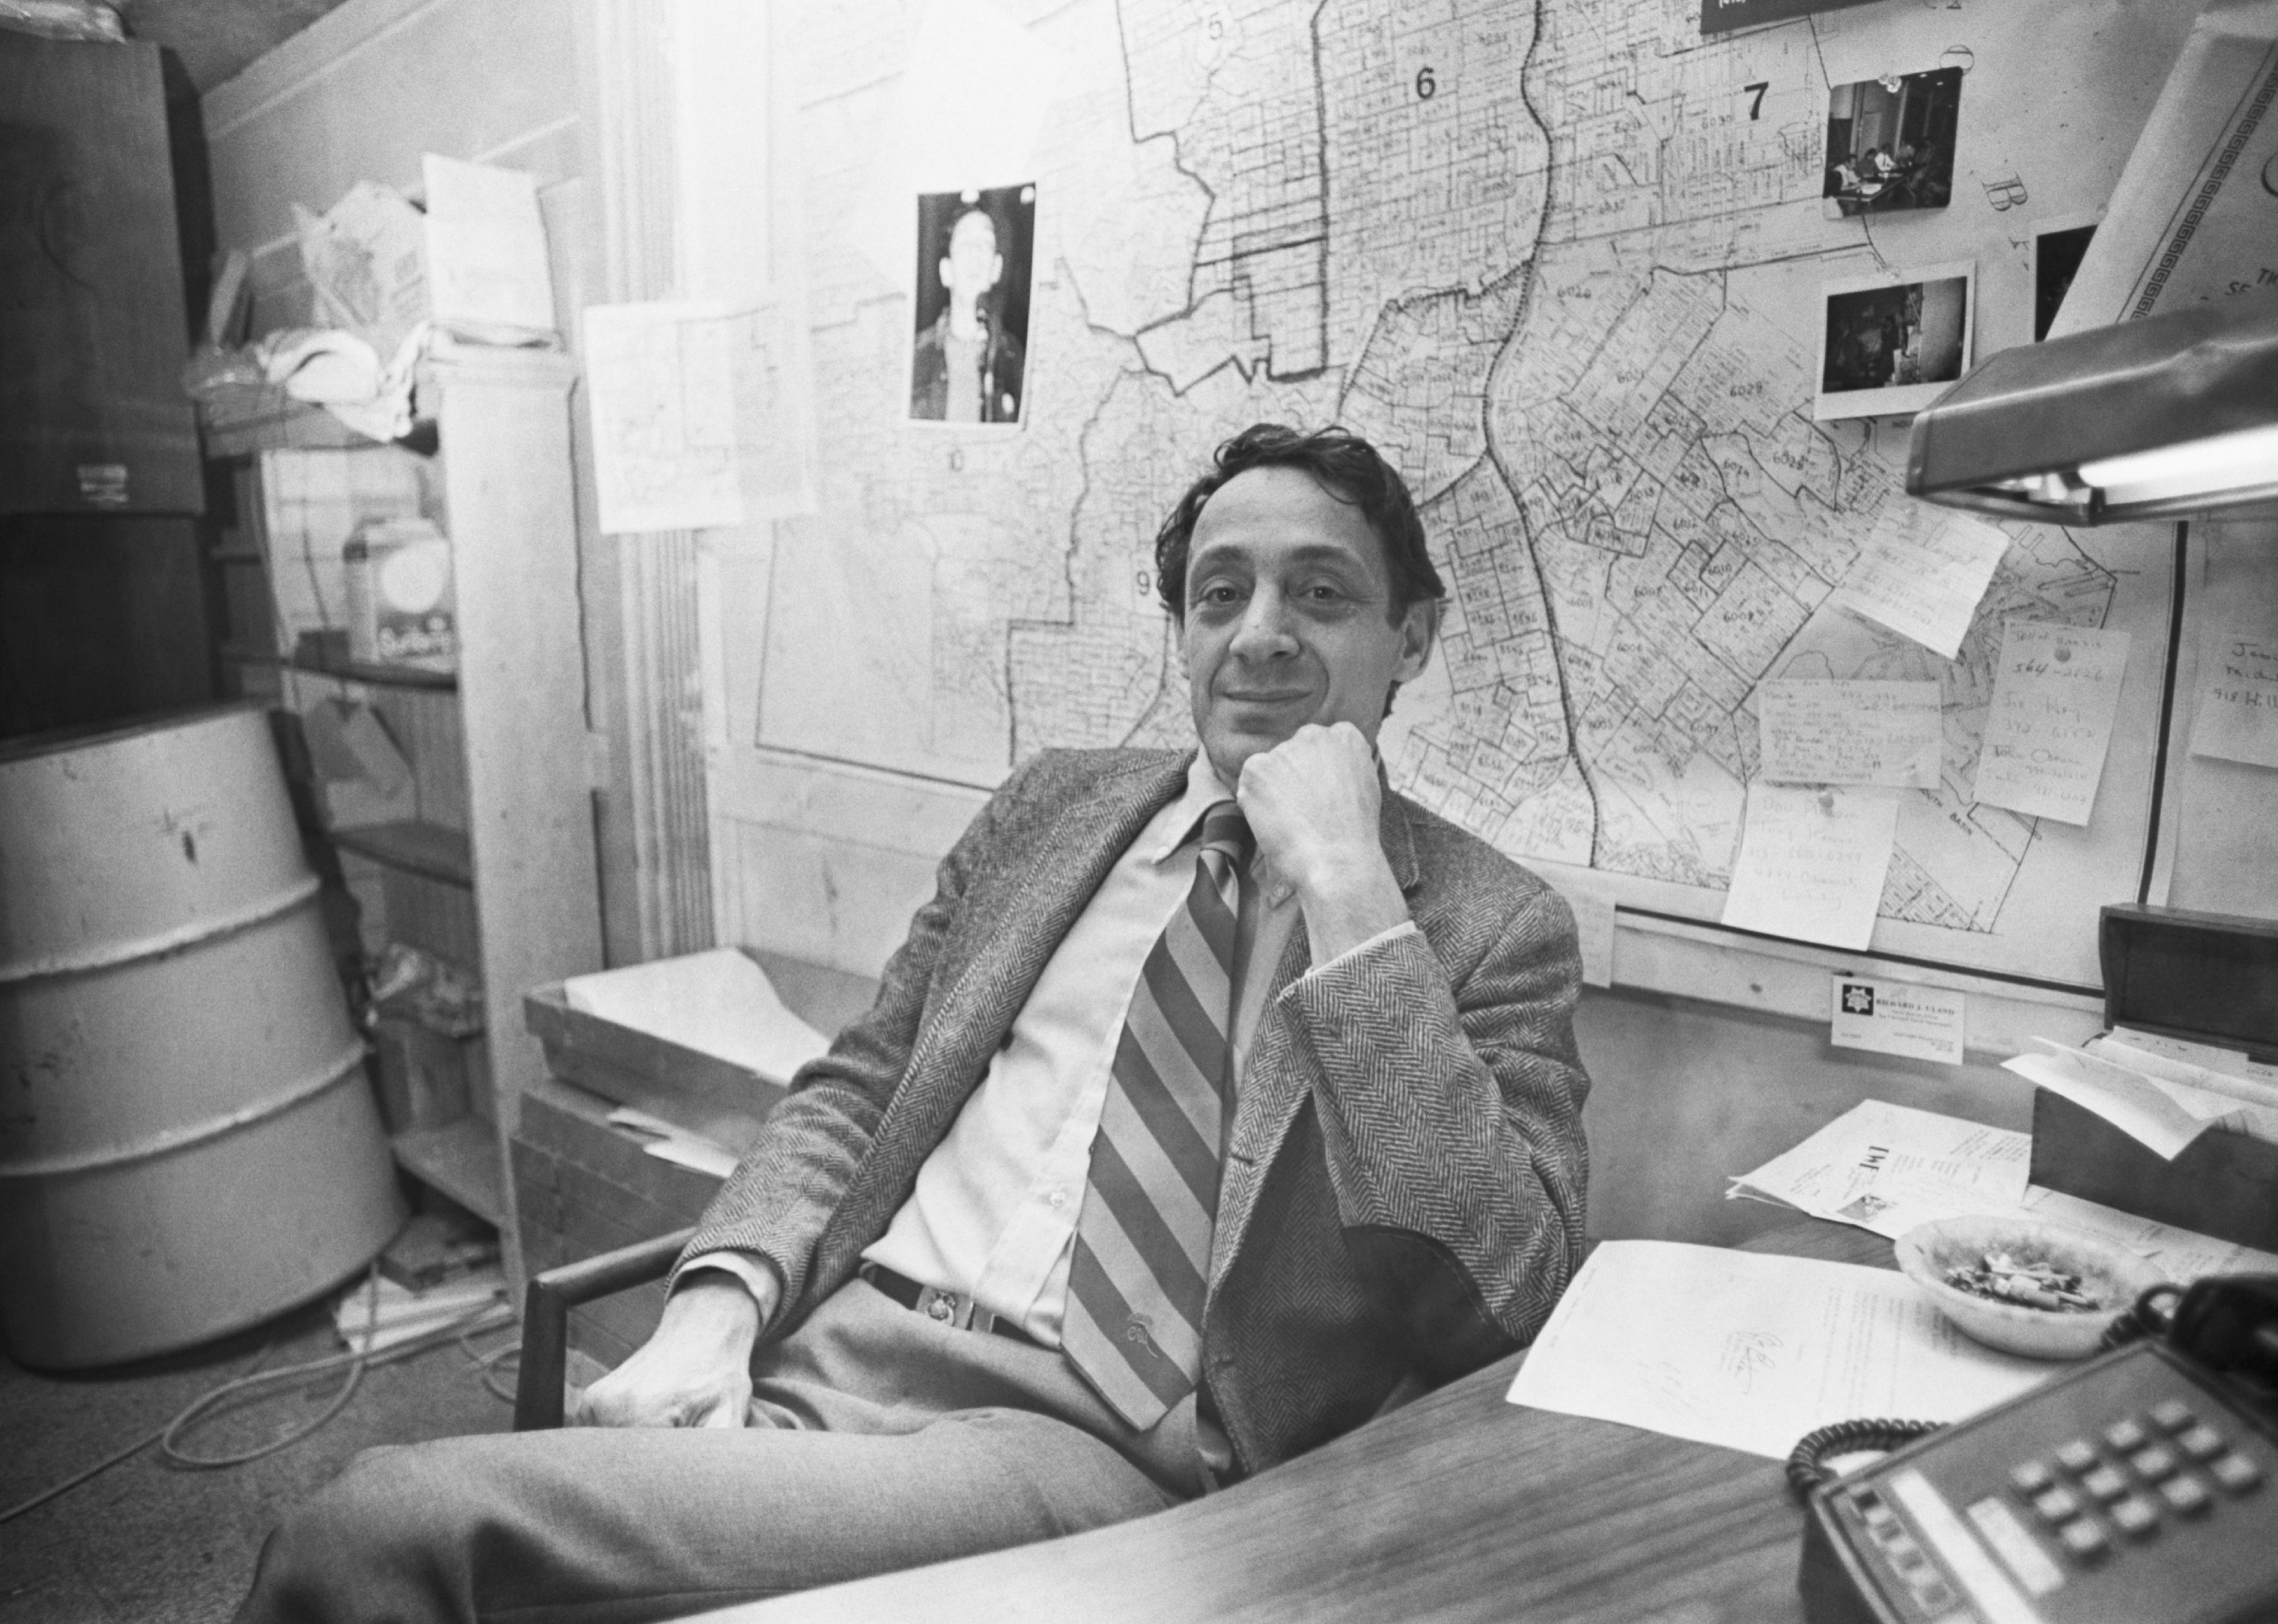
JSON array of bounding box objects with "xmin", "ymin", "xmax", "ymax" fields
[
  {"xmin": 907, "ymin": 182, "xmax": 1036, "ymax": 427},
  {"xmin": 1814, "ymin": 262, "xmax": 1974, "ymax": 421},
  {"xmin": 2033, "ymin": 217, "xmax": 2099, "ymax": 341},
  {"xmin": 1822, "ymin": 67, "xmax": 1961, "ymax": 218}
]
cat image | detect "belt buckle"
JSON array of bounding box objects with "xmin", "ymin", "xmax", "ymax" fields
[{"xmin": 916, "ymin": 1285, "xmax": 967, "ymax": 1328}]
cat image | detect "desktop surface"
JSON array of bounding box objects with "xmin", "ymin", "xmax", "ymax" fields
[{"xmin": 691, "ymin": 1221, "xmax": 1889, "ymax": 1623}]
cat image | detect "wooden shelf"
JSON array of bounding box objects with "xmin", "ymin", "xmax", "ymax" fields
[
  {"xmin": 332, "ymin": 819, "xmax": 473, "ymax": 887},
  {"xmin": 221, "ymin": 643, "xmax": 457, "ymax": 692},
  {"xmin": 391, "ymin": 1118, "xmax": 506, "ymax": 1225}
]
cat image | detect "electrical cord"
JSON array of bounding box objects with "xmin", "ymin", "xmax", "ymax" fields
[{"xmin": 0, "ymin": 1264, "xmax": 517, "ymax": 1524}]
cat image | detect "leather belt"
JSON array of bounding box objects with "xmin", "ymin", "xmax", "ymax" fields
[{"xmin": 858, "ymin": 1263, "xmax": 1040, "ymax": 1346}]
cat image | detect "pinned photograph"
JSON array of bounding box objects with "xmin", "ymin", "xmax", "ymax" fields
[
  {"xmin": 1822, "ymin": 67, "xmax": 1960, "ymax": 218},
  {"xmin": 2032, "ymin": 216, "xmax": 2098, "ymax": 341},
  {"xmin": 1814, "ymin": 263, "xmax": 1973, "ymax": 421},
  {"xmin": 907, "ymin": 182, "xmax": 1035, "ymax": 426}
]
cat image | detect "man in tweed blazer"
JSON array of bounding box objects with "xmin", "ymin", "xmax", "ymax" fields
[{"xmin": 239, "ymin": 425, "xmax": 1588, "ymax": 1624}]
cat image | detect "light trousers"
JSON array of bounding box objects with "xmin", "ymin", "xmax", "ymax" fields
[{"xmin": 235, "ymin": 1280, "xmax": 1192, "ymax": 1624}]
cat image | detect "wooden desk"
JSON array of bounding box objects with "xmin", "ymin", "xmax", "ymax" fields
[{"xmin": 695, "ymin": 1222, "xmax": 1890, "ymax": 1623}]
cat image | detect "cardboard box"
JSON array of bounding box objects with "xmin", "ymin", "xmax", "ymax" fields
[
  {"xmin": 2026, "ymin": 904, "xmax": 2278, "ymax": 1254},
  {"xmin": 344, "ymin": 516, "xmax": 456, "ymax": 671}
]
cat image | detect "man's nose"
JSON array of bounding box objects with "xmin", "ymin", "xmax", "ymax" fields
[{"xmin": 1228, "ymin": 587, "xmax": 1299, "ymax": 658}]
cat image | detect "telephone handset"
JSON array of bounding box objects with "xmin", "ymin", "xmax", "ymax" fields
[{"xmin": 1799, "ymin": 1275, "xmax": 2278, "ymax": 1624}]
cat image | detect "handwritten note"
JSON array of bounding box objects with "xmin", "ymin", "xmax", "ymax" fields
[
  {"xmin": 2190, "ymin": 629, "xmax": 2278, "ymax": 770},
  {"xmin": 1970, "ymin": 621, "xmax": 2129, "ymax": 825},
  {"xmin": 1757, "ymin": 679, "xmax": 1942, "ymax": 787},
  {"xmin": 1505, "ymin": 1242, "xmax": 2048, "ymax": 1460},
  {"xmin": 584, "ymin": 303, "xmax": 744, "ymax": 535},
  {"xmin": 1833, "ymin": 507, "xmax": 2011, "ymax": 659},
  {"xmin": 1721, "ymin": 782, "xmax": 1898, "ymax": 950}
]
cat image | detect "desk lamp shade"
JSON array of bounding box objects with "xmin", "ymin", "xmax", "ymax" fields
[{"xmin": 1905, "ymin": 284, "xmax": 2278, "ymax": 525}]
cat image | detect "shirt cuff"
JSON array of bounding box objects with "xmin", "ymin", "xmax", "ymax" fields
[
  {"xmin": 676, "ymin": 1249, "xmax": 785, "ymax": 1322},
  {"xmin": 1301, "ymin": 919, "xmax": 1420, "ymax": 979}
]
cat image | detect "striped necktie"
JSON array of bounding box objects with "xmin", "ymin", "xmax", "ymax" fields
[{"xmin": 1062, "ymin": 800, "xmax": 1251, "ymax": 1430}]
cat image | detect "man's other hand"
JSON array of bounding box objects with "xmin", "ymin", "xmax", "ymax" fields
[
  {"xmin": 569, "ymin": 1272, "xmax": 768, "ymax": 1429},
  {"xmin": 1238, "ymin": 721, "xmax": 1409, "ymax": 961}
]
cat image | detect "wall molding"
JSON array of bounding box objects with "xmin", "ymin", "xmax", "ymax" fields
[{"xmin": 587, "ymin": 0, "xmax": 715, "ymax": 962}]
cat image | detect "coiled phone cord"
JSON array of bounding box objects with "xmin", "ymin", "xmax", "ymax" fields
[{"xmin": 1785, "ymin": 1280, "xmax": 2192, "ymax": 1499}]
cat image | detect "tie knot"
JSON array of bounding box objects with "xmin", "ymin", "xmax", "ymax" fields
[{"xmin": 1197, "ymin": 801, "xmax": 1252, "ymax": 867}]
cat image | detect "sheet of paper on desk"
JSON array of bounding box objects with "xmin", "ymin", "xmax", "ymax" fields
[
  {"xmin": 2020, "ymin": 1187, "xmax": 2278, "ymax": 1282},
  {"xmin": 564, "ymin": 948, "xmax": 829, "ymax": 1087},
  {"xmin": 1757, "ymin": 679, "xmax": 1942, "ymax": 789},
  {"xmin": 1505, "ymin": 1242, "xmax": 2049, "ymax": 1460},
  {"xmin": 1729, "ymin": 1099, "xmax": 2029, "ymax": 1233},
  {"xmin": 1729, "ymin": 1098, "xmax": 2278, "ymax": 1279},
  {"xmin": 1969, "ymin": 622, "xmax": 2129, "ymax": 826},
  {"xmin": 1720, "ymin": 783, "xmax": 1898, "ymax": 950},
  {"xmin": 2189, "ymin": 629, "xmax": 2278, "ymax": 771},
  {"xmin": 1832, "ymin": 504, "xmax": 2009, "ymax": 660}
]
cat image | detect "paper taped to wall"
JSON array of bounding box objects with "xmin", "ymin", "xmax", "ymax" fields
[
  {"xmin": 1721, "ymin": 783, "xmax": 1898, "ymax": 950},
  {"xmin": 2190, "ymin": 627, "xmax": 2278, "ymax": 769},
  {"xmin": 1970, "ymin": 621, "xmax": 2129, "ymax": 826},
  {"xmin": 1757, "ymin": 679, "xmax": 1942, "ymax": 789}
]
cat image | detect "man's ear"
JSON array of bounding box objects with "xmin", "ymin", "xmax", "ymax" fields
[
  {"xmin": 1392, "ymin": 598, "xmax": 1438, "ymax": 684},
  {"xmin": 939, "ymin": 256, "xmax": 954, "ymax": 292}
]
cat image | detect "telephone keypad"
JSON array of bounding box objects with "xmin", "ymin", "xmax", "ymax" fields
[
  {"xmin": 2055, "ymin": 1439, "xmax": 2098, "ymax": 1472},
  {"xmin": 2126, "ymin": 1444, "xmax": 2177, "ymax": 1481},
  {"xmin": 2007, "ymin": 1459, "xmax": 2053, "ymax": 1495},
  {"xmin": 2078, "ymin": 1464, "xmax": 2127, "ymax": 1501},
  {"xmin": 2209, "ymin": 1451, "xmax": 2263, "ymax": 1494},
  {"xmin": 2107, "ymin": 1495, "xmax": 2159, "ymax": 1537},
  {"xmin": 2149, "ymin": 1397, "xmax": 2195, "ymax": 1431},
  {"xmin": 2158, "ymin": 1474, "xmax": 2211, "ymax": 1516},
  {"xmin": 2056, "ymin": 1517, "xmax": 2109, "ymax": 1560},
  {"xmin": 2032, "ymin": 1486, "xmax": 2082, "ymax": 1523},
  {"xmin": 2103, "ymin": 1418, "xmax": 2149, "ymax": 1452},
  {"xmin": 2177, "ymin": 1422, "xmax": 2226, "ymax": 1460}
]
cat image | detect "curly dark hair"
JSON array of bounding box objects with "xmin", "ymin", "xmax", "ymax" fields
[{"xmin": 1152, "ymin": 424, "xmax": 1446, "ymax": 623}]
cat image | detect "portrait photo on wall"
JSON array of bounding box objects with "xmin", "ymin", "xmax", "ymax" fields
[
  {"xmin": 1815, "ymin": 263, "xmax": 1974, "ymax": 421},
  {"xmin": 907, "ymin": 182, "xmax": 1035, "ymax": 427},
  {"xmin": 1822, "ymin": 66, "xmax": 1961, "ymax": 218}
]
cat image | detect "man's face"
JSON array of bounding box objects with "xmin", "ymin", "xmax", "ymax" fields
[
  {"xmin": 941, "ymin": 212, "xmax": 1001, "ymax": 299},
  {"xmin": 1180, "ymin": 466, "xmax": 1437, "ymax": 786}
]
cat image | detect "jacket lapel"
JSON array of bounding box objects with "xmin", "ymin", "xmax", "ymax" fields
[
  {"xmin": 885, "ymin": 751, "xmax": 1193, "ymax": 1157},
  {"xmin": 1211, "ymin": 786, "xmax": 1422, "ymax": 1286}
]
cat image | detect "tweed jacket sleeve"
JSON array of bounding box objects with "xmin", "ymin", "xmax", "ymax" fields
[
  {"xmin": 1274, "ymin": 842, "xmax": 1588, "ymax": 1385},
  {"xmin": 667, "ymin": 760, "xmax": 1032, "ymax": 1313}
]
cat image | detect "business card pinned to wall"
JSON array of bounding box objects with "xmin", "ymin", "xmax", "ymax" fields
[{"xmin": 1829, "ymin": 974, "xmax": 1965, "ymax": 1066}]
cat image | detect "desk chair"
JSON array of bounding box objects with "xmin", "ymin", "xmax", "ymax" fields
[{"xmin": 512, "ymin": 1226, "xmax": 696, "ymax": 1430}]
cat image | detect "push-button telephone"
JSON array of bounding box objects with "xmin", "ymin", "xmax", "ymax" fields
[{"xmin": 1799, "ymin": 1275, "xmax": 2278, "ymax": 1624}]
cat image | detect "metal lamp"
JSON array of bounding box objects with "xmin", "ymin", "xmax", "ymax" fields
[{"xmin": 1905, "ymin": 284, "xmax": 2278, "ymax": 525}]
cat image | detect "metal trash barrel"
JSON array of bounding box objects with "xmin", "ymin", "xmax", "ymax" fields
[{"xmin": 0, "ymin": 704, "xmax": 404, "ymax": 1369}]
